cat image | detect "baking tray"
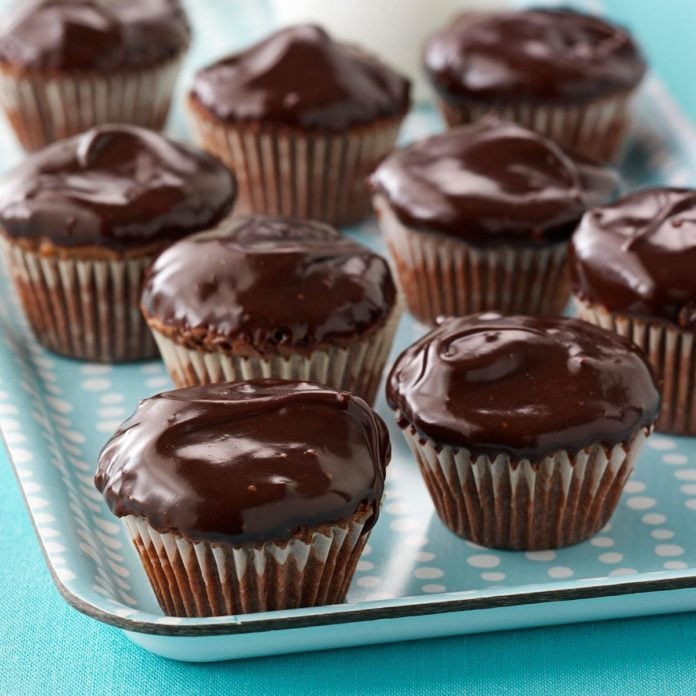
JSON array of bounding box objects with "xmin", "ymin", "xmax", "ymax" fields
[{"xmin": 2, "ymin": 0, "xmax": 696, "ymax": 663}]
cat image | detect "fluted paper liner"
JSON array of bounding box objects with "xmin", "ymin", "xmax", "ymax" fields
[
  {"xmin": 435, "ymin": 91, "xmax": 632, "ymax": 162},
  {"xmin": 1, "ymin": 237, "xmax": 157, "ymax": 361},
  {"xmin": 123, "ymin": 506, "xmax": 371, "ymax": 617},
  {"xmin": 576, "ymin": 299, "xmax": 696, "ymax": 435},
  {"xmin": 188, "ymin": 101, "xmax": 405, "ymax": 226},
  {"xmin": 400, "ymin": 418, "xmax": 648, "ymax": 550},
  {"xmin": 0, "ymin": 53, "xmax": 184, "ymax": 151},
  {"xmin": 374, "ymin": 195, "xmax": 569, "ymax": 324},
  {"xmin": 148, "ymin": 307, "xmax": 401, "ymax": 404}
]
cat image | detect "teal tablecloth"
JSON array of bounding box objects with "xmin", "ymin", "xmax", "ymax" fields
[{"xmin": 2, "ymin": 0, "xmax": 696, "ymax": 693}]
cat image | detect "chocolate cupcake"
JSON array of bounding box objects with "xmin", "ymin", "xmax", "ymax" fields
[
  {"xmin": 0, "ymin": 0, "xmax": 190, "ymax": 151},
  {"xmin": 370, "ymin": 120, "xmax": 617, "ymax": 324},
  {"xmin": 188, "ymin": 24, "xmax": 410, "ymax": 226},
  {"xmin": 95, "ymin": 379, "xmax": 390, "ymax": 616},
  {"xmin": 0, "ymin": 125, "xmax": 236, "ymax": 361},
  {"xmin": 571, "ymin": 187, "xmax": 696, "ymax": 435},
  {"xmin": 141, "ymin": 215, "xmax": 400, "ymax": 403},
  {"xmin": 424, "ymin": 9, "xmax": 646, "ymax": 161},
  {"xmin": 388, "ymin": 314, "xmax": 659, "ymax": 550}
]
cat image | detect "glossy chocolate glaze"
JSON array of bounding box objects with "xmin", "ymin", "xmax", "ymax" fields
[
  {"xmin": 0, "ymin": 0, "xmax": 190, "ymax": 71},
  {"xmin": 190, "ymin": 24, "xmax": 410, "ymax": 130},
  {"xmin": 0, "ymin": 125, "xmax": 236, "ymax": 251},
  {"xmin": 424, "ymin": 9, "xmax": 645, "ymax": 105},
  {"xmin": 95, "ymin": 380, "xmax": 390, "ymax": 544},
  {"xmin": 570, "ymin": 187, "xmax": 696, "ymax": 328},
  {"xmin": 387, "ymin": 314, "xmax": 659, "ymax": 460},
  {"xmin": 141, "ymin": 216, "xmax": 397, "ymax": 351},
  {"xmin": 370, "ymin": 120, "xmax": 618, "ymax": 246}
]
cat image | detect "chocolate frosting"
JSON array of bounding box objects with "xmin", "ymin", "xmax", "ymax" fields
[
  {"xmin": 95, "ymin": 380, "xmax": 390, "ymax": 544},
  {"xmin": 570, "ymin": 187, "xmax": 696, "ymax": 329},
  {"xmin": 190, "ymin": 24, "xmax": 411, "ymax": 130},
  {"xmin": 370, "ymin": 120, "xmax": 618, "ymax": 246},
  {"xmin": 0, "ymin": 0, "xmax": 190, "ymax": 71},
  {"xmin": 424, "ymin": 9, "xmax": 646, "ymax": 105},
  {"xmin": 141, "ymin": 216, "xmax": 397, "ymax": 351},
  {"xmin": 387, "ymin": 314, "xmax": 659, "ymax": 460},
  {"xmin": 0, "ymin": 124, "xmax": 236, "ymax": 251}
]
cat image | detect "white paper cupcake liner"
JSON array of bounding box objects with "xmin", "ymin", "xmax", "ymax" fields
[
  {"xmin": 1, "ymin": 237, "xmax": 158, "ymax": 361},
  {"xmin": 374, "ymin": 195, "xmax": 569, "ymax": 324},
  {"xmin": 0, "ymin": 53, "xmax": 184, "ymax": 151},
  {"xmin": 399, "ymin": 416, "xmax": 647, "ymax": 550},
  {"xmin": 576, "ymin": 299, "xmax": 696, "ymax": 435},
  {"xmin": 188, "ymin": 102, "xmax": 405, "ymax": 226},
  {"xmin": 148, "ymin": 307, "xmax": 401, "ymax": 404},
  {"xmin": 123, "ymin": 508, "xmax": 371, "ymax": 617},
  {"xmin": 436, "ymin": 91, "xmax": 632, "ymax": 161}
]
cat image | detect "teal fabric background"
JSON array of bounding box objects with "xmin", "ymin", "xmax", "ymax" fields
[
  {"xmin": 2, "ymin": 0, "xmax": 696, "ymax": 693},
  {"xmin": 2, "ymin": 444, "xmax": 696, "ymax": 695}
]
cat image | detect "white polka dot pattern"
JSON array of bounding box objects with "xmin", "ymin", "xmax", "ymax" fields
[
  {"xmin": 421, "ymin": 584, "xmax": 447, "ymax": 594},
  {"xmin": 548, "ymin": 567, "xmax": 574, "ymax": 579}
]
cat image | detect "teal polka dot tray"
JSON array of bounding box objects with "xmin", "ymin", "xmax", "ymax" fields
[{"xmin": 2, "ymin": 1, "xmax": 696, "ymax": 664}]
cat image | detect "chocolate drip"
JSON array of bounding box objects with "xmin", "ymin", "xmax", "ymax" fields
[
  {"xmin": 95, "ymin": 380, "xmax": 391, "ymax": 544},
  {"xmin": 141, "ymin": 216, "xmax": 396, "ymax": 351},
  {"xmin": 387, "ymin": 313, "xmax": 659, "ymax": 460},
  {"xmin": 370, "ymin": 120, "xmax": 617, "ymax": 246},
  {"xmin": 570, "ymin": 187, "xmax": 696, "ymax": 328},
  {"xmin": 0, "ymin": 0, "xmax": 190, "ymax": 71},
  {"xmin": 0, "ymin": 124, "xmax": 236, "ymax": 251},
  {"xmin": 190, "ymin": 24, "xmax": 410, "ymax": 130},
  {"xmin": 424, "ymin": 8, "xmax": 645, "ymax": 105}
]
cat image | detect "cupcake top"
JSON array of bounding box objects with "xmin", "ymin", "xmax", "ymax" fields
[
  {"xmin": 95, "ymin": 380, "xmax": 390, "ymax": 544},
  {"xmin": 387, "ymin": 313, "xmax": 659, "ymax": 460},
  {"xmin": 0, "ymin": 0, "xmax": 190, "ymax": 72},
  {"xmin": 570, "ymin": 187, "xmax": 696, "ymax": 329},
  {"xmin": 0, "ymin": 125, "xmax": 236, "ymax": 252},
  {"xmin": 190, "ymin": 23, "xmax": 411, "ymax": 131},
  {"xmin": 370, "ymin": 120, "xmax": 618, "ymax": 246},
  {"xmin": 141, "ymin": 216, "xmax": 397, "ymax": 352},
  {"xmin": 424, "ymin": 8, "xmax": 646, "ymax": 105}
]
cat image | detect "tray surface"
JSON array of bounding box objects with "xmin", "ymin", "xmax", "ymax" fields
[{"xmin": 2, "ymin": 0, "xmax": 696, "ymax": 659}]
